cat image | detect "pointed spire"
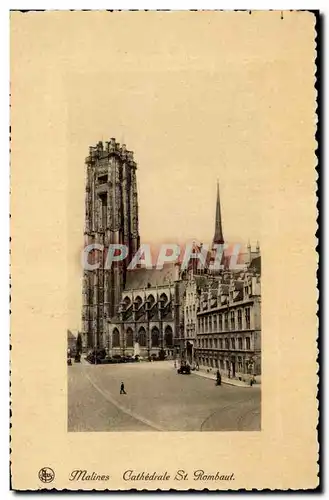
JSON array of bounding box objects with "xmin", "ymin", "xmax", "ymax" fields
[{"xmin": 213, "ymin": 180, "xmax": 224, "ymax": 245}]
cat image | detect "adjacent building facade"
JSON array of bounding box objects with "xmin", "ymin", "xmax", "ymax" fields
[{"xmin": 195, "ymin": 264, "xmax": 261, "ymax": 376}]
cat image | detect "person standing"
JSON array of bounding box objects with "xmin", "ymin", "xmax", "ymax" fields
[{"xmin": 120, "ymin": 382, "xmax": 127, "ymax": 395}]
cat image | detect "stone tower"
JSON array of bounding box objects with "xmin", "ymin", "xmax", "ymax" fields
[{"xmin": 81, "ymin": 138, "xmax": 140, "ymax": 348}]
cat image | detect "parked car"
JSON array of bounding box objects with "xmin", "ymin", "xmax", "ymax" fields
[{"xmin": 177, "ymin": 364, "xmax": 191, "ymax": 375}]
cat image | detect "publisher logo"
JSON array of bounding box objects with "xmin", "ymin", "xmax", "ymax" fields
[{"xmin": 38, "ymin": 467, "xmax": 55, "ymax": 483}]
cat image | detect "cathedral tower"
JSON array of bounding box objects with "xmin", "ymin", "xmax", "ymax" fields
[{"xmin": 81, "ymin": 138, "xmax": 140, "ymax": 348}]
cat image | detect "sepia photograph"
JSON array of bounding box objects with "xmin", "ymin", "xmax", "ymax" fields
[{"xmin": 68, "ymin": 136, "xmax": 262, "ymax": 432}]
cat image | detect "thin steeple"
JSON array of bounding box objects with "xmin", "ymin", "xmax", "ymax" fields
[{"xmin": 213, "ymin": 180, "xmax": 224, "ymax": 245}]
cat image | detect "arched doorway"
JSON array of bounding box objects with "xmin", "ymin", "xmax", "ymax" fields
[
  {"xmin": 164, "ymin": 325, "xmax": 173, "ymax": 358},
  {"xmin": 164, "ymin": 325, "xmax": 173, "ymax": 347},
  {"xmin": 138, "ymin": 327, "xmax": 147, "ymax": 347},
  {"xmin": 126, "ymin": 328, "xmax": 134, "ymax": 348}
]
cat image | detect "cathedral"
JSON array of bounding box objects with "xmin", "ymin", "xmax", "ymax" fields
[
  {"xmin": 81, "ymin": 138, "xmax": 261, "ymax": 368},
  {"xmin": 81, "ymin": 138, "xmax": 185, "ymax": 357}
]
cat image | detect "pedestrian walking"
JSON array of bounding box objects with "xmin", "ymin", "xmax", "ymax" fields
[{"xmin": 120, "ymin": 382, "xmax": 127, "ymax": 395}]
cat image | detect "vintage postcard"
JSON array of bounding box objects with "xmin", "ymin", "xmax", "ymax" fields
[{"xmin": 10, "ymin": 10, "xmax": 318, "ymax": 490}]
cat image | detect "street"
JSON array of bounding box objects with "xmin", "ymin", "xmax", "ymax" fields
[{"xmin": 68, "ymin": 361, "xmax": 261, "ymax": 432}]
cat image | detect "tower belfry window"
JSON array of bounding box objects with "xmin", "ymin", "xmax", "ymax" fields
[{"xmin": 99, "ymin": 193, "xmax": 107, "ymax": 230}]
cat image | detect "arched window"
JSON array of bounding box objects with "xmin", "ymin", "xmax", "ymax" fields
[
  {"xmin": 164, "ymin": 325, "xmax": 173, "ymax": 347},
  {"xmin": 112, "ymin": 328, "xmax": 120, "ymax": 347},
  {"xmin": 126, "ymin": 328, "xmax": 134, "ymax": 347},
  {"xmin": 151, "ymin": 327, "xmax": 160, "ymax": 347},
  {"xmin": 122, "ymin": 296, "xmax": 131, "ymax": 310},
  {"xmin": 237, "ymin": 309, "xmax": 242, "ymax": 330},
  {"xmin": 138, "ymin": 327, "xmax": 146, "ymax": 347},
  {"xmin": 230, "ymin": 311, "xmax": 235, "ymax": 330},
  {"xmin": 146, "ymin": 294, "xmax": 155, "ymax": 310}
]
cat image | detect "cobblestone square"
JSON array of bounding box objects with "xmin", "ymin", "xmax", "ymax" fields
[{"xmin": 68, "ymin": 361, "xmax": 261, "ymax": 432}]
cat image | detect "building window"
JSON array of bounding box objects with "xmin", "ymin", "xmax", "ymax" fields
[
  {"xmin": 238, "ymin": 337, "xmax": 243, "ymax": 350},
  {"xmin": 219, "ymin": 339, "xmax": 223, "ymax": 349},
  {"xmin": 238, "ymin": 309, "xmax": 242, "ymax": 330},
  {"xmin": 220, "ymin": 359, "xmax": 224, "ymax": 369},
  {"xmin": 214, "ymin": 338, "xmax": 218, "ymax": 348},
  {"xmin": 225, "ymin": 338, "xmax": 229, "ymax": 350},
  {"xmin": 213, "ymin": 315, "xmax": 217, "ymax": 331},
  {"xmin": 230, "ymin": 311, "xmax": 235, "ymax": 330},
  {"xmin": 238, "ymin": 357, "xmax": 243, "ymax": 372},
  {"xmin": 231, "ymin": 338, "xmax": 235, "ymax": 350},
  {"xmin": 208, "ymin": 317, "xmax": 212, "ymax": 332},
  {"xmin": 164, "ymin": 326, "xmax": 173, "ymax": 347},
  {"xmin": 246, "ymin": 337, "xmax": 251, "ymax": 350},
  {"xmin": 218, "ymin": 314, "xmax": 222, "ymax": 331},
  {"xmin": 245, "ymin": 308, "xmax": 251, "ymax": 329},
  {"xmin": 224, "ymin": 313, "xmax": 229, "ymax": 331},
  {"xmin": 151, "ymin": 327, "xmax": 160, "ymax": 347}
]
